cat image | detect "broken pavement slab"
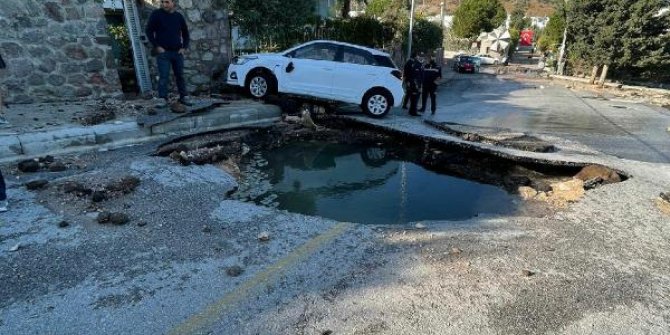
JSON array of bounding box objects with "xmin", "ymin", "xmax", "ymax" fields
[
  {"xmin": 0, "ymin": 101, "xmax": 281, "ymax": 163},
  {"xmin": 424, "ymin": 120, "xmax": 557, "ymax": 153}
]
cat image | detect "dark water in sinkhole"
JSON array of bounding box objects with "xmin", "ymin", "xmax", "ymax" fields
[{"xmin": 234, "ymin": 141, "xmax": 519, "ymax": 224}]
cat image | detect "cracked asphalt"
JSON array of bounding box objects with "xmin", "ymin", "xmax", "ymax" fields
[{"xmin": 1, "ymin": 70, "xmax": 670, "ymax": 335}]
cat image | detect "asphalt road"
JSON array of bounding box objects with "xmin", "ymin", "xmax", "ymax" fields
[
  {"xmin": 2, "ymin": 73, "xmax": 670, "ymax": 334},
  {"xmin": 431, "ymin": 70, "xmax": 670, "ymax": 163}
]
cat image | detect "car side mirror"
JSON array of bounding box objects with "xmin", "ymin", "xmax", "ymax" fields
[{"xmin": 286, "ymin": 62, "xmax": 294, "ymax": 73}]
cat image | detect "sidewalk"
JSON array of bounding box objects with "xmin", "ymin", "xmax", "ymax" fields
[{"xmin": 0, "ymin": 98, "xmax": 281, "ymax": 163}]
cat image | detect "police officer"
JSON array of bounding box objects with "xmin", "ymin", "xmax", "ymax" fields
[
  {"xmin": 402, "ymin": 52, "xmax": 423, "ymax": 116},
  {"xmin": 418, "ymin": 55, "xmax": 442, "ymax": 115}
]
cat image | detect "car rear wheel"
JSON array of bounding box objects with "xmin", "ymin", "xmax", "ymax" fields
[
  {"xmin": 246, "ymin": 73, "xmax": 272, "ymax": 99},
  {"xmin": 362, "ymin": 89, "xmax": 392, "ymax": 118}
]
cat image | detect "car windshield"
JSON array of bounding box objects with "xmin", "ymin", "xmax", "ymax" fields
[{"xmin": 461, "ymin": 56, "xmax": 474, "ymax": 63}]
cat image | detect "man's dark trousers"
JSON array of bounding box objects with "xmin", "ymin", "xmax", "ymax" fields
[
  {"xmin": 157, "ymin": 51, "xmax": 187, "ymax": 100},
  {"xmin": 420, "ymin": 83, "xmax": 437, "ymax": 113},
  {"xmin": 408, "ymin": 83, "xmax": 420, "ymax": 115},
  {"xmin": 0, "ymin": 169, "xmax": 6, "ymax": 202}
]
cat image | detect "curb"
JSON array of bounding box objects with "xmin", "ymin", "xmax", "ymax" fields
[{"xmin": 0, "ymin": 103, "xmax": 282, "ymax": 163}]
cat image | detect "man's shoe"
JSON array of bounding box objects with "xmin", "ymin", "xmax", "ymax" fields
[
  {"xmin": 0, "ymin": 200, "xmax": 7, "ymax": 212},
  {"xmin": 170, "ymin": 102, "xmax": 187, "ymax": 114},
  {"xmin": 179, "ymin": 96, "xmax": 194, "ymax": 106}
]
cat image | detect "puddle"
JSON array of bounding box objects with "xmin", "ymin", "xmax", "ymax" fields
[{"xmin": 232, "ymin": 141, "xmax": 518, "ymax": 224}]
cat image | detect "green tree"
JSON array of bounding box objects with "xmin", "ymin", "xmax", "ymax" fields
[
  {"xmin": 536, "ymin": 8, "xmax": 565, "ymax": 52},
  {"xmin": 401, "ymin": 18, "xmax": 444, "ymax": 54},
  {"xmin": 228, "ymin": 0, "xmax": 315, "ymax": 50},
  {"xmin": 325, "ymin": 16, "xmax": 392, "ymax": 47},
  {"xmin": 567, "ymin": 0, "xmax": 670, "ymax": 80},
  {"xmin": 509, "ymin": 0, "xmax": 531, "ymax": 31},
  {"xmin": 452, "ymin": 0, "xmax": 507, "ymax": 39},
  {"xmin": 366, "ymin": 0, "xmax": 402, "ymax": 18}
]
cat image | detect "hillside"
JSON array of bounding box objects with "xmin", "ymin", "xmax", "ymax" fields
[{"xmin": 415, "ymin": 0, "xmax": 556, "ymax": 17}]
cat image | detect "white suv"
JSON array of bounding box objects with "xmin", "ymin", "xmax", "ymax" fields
[{"xmin": 226, "ymin": 40, "xmax": 404, "ymax": 118}]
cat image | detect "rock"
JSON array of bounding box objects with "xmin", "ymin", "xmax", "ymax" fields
[
  {"xmin": 63, "ymin": 181, "xmax": 92, "ymax": 196},
  {"xmin": 9, "ymin": 243, "xmax": 21, "ymax": 252},
  {"xmin": 137, "ymin": 221, "xmax": 147, "ymax": 227},
  {"xmin": 109, "ymin": 213, "xmax": 130, "ymax": 225},
  {"xmin": 583, "ymin": 177, "xmax": 605, "ymax": 190},
  {"xmin": 218, "ymin": 158, "xmax": 241, "ymax": 180},
  {"xmin": 106, "ymin": 176, "xmax": 141, "ymax": 194},
  {"xmin": 202, "ymin": 225, "xmax": 212, "ymax": 233},
  {"xmin": 656, "ymin": 197, "xmax": 670, "ymax": 215},
  {"xmin": 39, "ymin": 155, "xmax": 55, "ymax": 163},
  {"xmin": 550, "ymin": 179, "xmax": 585, "ymax": 202},
  {"xmin": 518, "ymin": 186, "xmax": 538, "ymax": 200},
  {"xmin": 530, "ymin": 180, "xmax": 552, "ymax": 193},
  {"xmin": 449, "ymin": 247, "xmax": 462, "ymax": 255},
  {"xmin": 226, "ymin": 266, "xmax": 244, "ymax": 277},
  {"xmin": 575, "ymin": 165, "xmax": 621, "ymax": 184},
  {"xmin": 58, "ymin": 220, "xmax": 69, "ymax": 228},
  {"xmin": 97, "ymin": 211, "xmax": 111, "ymax": 224},
  {"xmin": 535, "ymin": 192, "xmax": 549, "ymax": 202},
  {"xmin": 521, "ymin": 269, "xmax": 535, "ymax": 277},
  {"xmin": 48, "ymin": 162, "xmax": 67, "ymax": 172},
  {"xmin": 415, "ymin": 223, "xmax": 426, "ymax": 229},
  {"xmin": 91, "ymin": 191, "xmax": 107, "ymax": 203},
  {"xmin": 18, "ymin": 159, "xmax": 40, "ymax": 173},
  {"xmin": 26, "ymin": 179, "xmax": 49, "ymax": 190},
  {"xmin": 258, "ymin": 231, "xmax": 270, "ymax": 242},
  {"xmin": 660, "ymin": 192, "xmax": 670, "ymax": 203}
]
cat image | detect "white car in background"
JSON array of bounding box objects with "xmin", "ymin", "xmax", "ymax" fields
[
  {"xmin": 475, "ymin": 54, "xmax": 501, "ymax": 65},
  {"xmin": 227, "ymin": 40, "xmax": 404, "ymax": 118}
]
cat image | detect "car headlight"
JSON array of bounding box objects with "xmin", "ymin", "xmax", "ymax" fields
[{"xmin": 233, "ymin": 56, "xmax": 257, "ymax": 65}]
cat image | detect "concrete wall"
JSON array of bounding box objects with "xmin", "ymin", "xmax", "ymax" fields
[
  {"xmin": 139, "ymin": 0, "xmax": 232, "ymax": 96},
  {"xmin": 0, "ymin": 0, "xmax": 122, "ymax": 103},
  {"xmin": 0, "ymin": 0, "xmax": 232, "ymax": 104}
]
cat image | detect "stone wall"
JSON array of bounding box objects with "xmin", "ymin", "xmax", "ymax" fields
[
  {"xmin": 0, "ymin": 0, "xmax": 121, "ymax": 103},
  {"xmin": 140, "ymin": 0, "xmax": 232, "ymax": 96},
  {"xmin": 0, "ymin": 0, "xmax": 232, "ymax": 104}
]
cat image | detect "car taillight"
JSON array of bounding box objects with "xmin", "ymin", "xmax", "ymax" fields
[{"xmin": 391, "ymin": 70, "xmax": 402, "ymax": 80}]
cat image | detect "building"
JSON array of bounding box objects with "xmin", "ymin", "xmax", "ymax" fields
[{"xmin": 0, "ymin": 0, "xmax": 232, "ymax": 104}]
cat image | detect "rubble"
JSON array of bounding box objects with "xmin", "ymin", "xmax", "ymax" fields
[
  {"xmin": 575, "ymin": 165, "xmax": 621, "ymax": 185},
  {"xmin": 225, "ymin": 266, "xmax": 244, "ymax": 277},
  {"xmin": 26, "ymin": 179, "xmax": 49, "ymax": 190}
]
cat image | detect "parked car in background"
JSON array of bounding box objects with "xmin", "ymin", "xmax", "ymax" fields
[
  {"xmin": 451, "ymin": 54, "xmax": 465, "ymax": 71},
  {"xmin": 455, "ymin": 56, "xmax": 477, "ymax": 73},
  {"xmin": 475, "ymin": 54, "xmax": 500, "ymax": 65},
  {"xmin": 227, "ymin": 40, "xmax": 404, "ymax": 118}
]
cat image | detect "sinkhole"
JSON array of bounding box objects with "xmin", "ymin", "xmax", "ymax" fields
[
  {"xmin": 157, "ymin": 116, "xmax": 617, "ymax": 225},
  {"xmin": 232, "ymin": 141, "xmax": 518, "ymax": 224}
]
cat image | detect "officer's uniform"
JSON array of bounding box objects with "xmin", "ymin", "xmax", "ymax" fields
[{"xmin": 419, "ymin": 60, "xmax": 442, "ymax": 114}]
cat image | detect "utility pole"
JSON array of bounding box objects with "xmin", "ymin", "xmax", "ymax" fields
[
  {"xmin": 440, "ymin": 2, "xmax": 445, "ymax": 29},
  {"xmin": 407, "ymin": 0, "xmax": 415, "ymax": 59},
  {"xmin": 556, "ymin": 1, "xmax": 568, "ymax": 75}
]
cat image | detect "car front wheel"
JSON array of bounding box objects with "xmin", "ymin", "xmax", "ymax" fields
[
  {"xmin": 362, "ymin": 90, "xmax": 392, "ymax": 118},
  {"xmin": 246, "ymin": 73, "xmax": 272, "ymax": 99}
]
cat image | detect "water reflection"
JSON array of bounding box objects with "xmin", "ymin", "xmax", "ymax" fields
[{"xmin": 241, "ymin": 141, "xmax": 517, "ymax": 224}]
